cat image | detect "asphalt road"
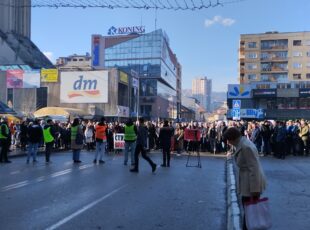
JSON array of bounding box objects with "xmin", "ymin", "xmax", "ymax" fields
[
  {"xmin": 261, "ymin": 156, "xmax": 310, "ymax": 230},
  {"xmin": 0, "ymin": 151, "xmax": 226, "ymax": 230}
]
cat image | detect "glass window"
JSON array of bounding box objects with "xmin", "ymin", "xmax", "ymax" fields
[
  {"xmin": 293, "ymin": 40, "xmax": 302, "ymax": 46},
  {"xmin": 293, "ymin": 74, "xmax": 301, "ymax": 79},
  {"xmin": 293, "ymin": 63, "xmax": 302, "ymax": 69},
  {"xmin": 306, "ymin": 73, "xmax": 310, "ymax": 79},
  {"xmin": 292, "ymin": 51, "xmax": 302, "ymax": 57},
  {"xmin": 247, "ymin": 52, "xmax": 257, "ymax": 59},
  {"xmin": 248, "ymin": 42, "xmax": 256, "ymax": 48},
  {"xmin": 247, "ymin": 74, "xmax": 256, "ymax": 80},
  {"xmin": 246, "ymin": 63, "xmax": 257, "ymax": 70}
]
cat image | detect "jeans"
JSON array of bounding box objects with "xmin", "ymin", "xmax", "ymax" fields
[
  {"xmin": 72, "ymin": 149, "xmax": 81, "ymax": 161},
  {"xmin": 45, "ymin": 142, "xmax": 53, "ymax": 162},
  {"xmin": 124, "ymin": 141, "xmax": 136, "ymax": 165},
  {"xmin": 95, "ymin": 141, "xmax": 106, "ymax": 161},
  {"xmin": 27, "ymin": 142, "xmax": 39, "ymax": 161},
  {"xmin": 133, "ymin": 144, "xmax": 155, "ymax": 170}
]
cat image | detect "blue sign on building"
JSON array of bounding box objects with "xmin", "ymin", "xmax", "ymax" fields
[{"xmin": 232, "ymin": 100, "xmax": 241, "ymax": 120}]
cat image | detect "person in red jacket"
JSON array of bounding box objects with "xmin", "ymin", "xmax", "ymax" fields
[{"xmin": 94, "ymin": 117, "xmax": 108, "ymax": 164}]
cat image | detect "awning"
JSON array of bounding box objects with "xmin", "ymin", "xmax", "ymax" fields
[
  {"xmin": 33, "ymin": 107, "xmax": 91, "ymax": 118},
  {"xmin": 0, "ymin": 114, "xmax": 21, "ymax": 123}
]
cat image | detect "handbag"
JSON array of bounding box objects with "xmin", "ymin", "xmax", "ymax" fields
[{"xmin": 244, "ymin": 197, "xmax": 272, "ymax": 230}]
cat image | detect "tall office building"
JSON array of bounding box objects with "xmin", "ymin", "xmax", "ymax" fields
[
  {"xmin": 0, "ymin": 0, "xmax": 53, "ymax": 69},
  {"xmin": 91, "ymin": 29, "xmax": 182, "ymax": 119},
  {"xmin": 227, "ymin": 31, "xmax": 310, "ymax": 120},
  {"xmin": 192, "ymin": 77, "xmax": 212, "ymax": 112},
  {"xmin": 0, "ymin": 0, "xmax": 31, "ymax": 38}
]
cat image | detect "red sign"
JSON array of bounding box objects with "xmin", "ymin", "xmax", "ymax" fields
[
  {"xmin": 114, "ymin": 133, "xmax": 125, "ymax": 149},
  {"xmin": 184, "ymin": 129, "xmax": 201, "ymax": 141}
]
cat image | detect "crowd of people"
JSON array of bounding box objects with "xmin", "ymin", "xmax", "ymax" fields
[{"xmin": 1, "ymin": 116, "xmax": 309, "ymax": 165}]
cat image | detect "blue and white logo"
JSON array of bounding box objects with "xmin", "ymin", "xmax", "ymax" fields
[{"xmin": 108, "ymin": 26, "xmax": 117, "ymax": 35}]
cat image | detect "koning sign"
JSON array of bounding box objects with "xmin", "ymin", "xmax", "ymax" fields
[{"xmin": 108, "ymin": 26, "xmax": 145, "ymax": 35}]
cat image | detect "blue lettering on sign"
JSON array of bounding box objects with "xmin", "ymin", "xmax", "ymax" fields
[{"xmin": 73, "ymin": 76, "xmax": 97, "ymax": 90}]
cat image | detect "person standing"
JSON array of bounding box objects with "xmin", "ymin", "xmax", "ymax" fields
[
  {"xmin": 43, "ymin": 119, "xmax": 55, "ymax": 163},
  {"xmin": 159, "ymin": 120, "xmax": 174, "ymax": 167},
  {"xmin": 71, "ymin": 118, "xmax": 83, "ymax": 163},
  {"xmin": 123, "ymin": 118, "xmax": 137, "ymax": 166},
  {"xmin": 0, "ymin": 117, "xmax": 11, "ymax": 163},
  {"xmin": 27, "ymin": 119, "xmax": 43, "ymax": 163},
  {"xmin": 175, "ymin": 123, "xmax": 184, "ymax": 156},
  {"xmin": 94, "ymin": 117, "xmax": 108, "ymax": 164},
  {"xmin": 299, "ymin": 119, "xmax": 309, "ymax": 156},
  {"xmin": 130, "ymin": 117, "xmax": 157, "ymax": 173},
  {"xmin": 223, "ymin": 127, "xmax": 266, "ymax": 230}
]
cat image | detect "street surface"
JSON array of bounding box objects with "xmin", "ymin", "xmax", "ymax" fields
[
  {"xmin": 0, "ymin": 151, "xmax": 226, "ymax": 230},
  {"xmin": 261, "ymin": 156, "xmax": 310, "ymax": 230}
]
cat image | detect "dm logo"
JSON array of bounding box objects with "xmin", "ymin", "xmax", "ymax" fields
[
  {"xmin": 108, "ymin": 26, "xmax": 117, "ymax": 35},
  {"xmin": 67, "ymin": 75, "xmax": 100, "ymax": 98},
  {"xmin": 229, "ymin": 86, "xmax": 250, "ymax": 97}
]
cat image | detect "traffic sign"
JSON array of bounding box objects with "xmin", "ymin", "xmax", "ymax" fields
[
  {"xmin": 233, "ymin": 108, "xmax": 240, "ymax": 120},
  {"xmin": 233, "ymin": 100, "xmax": 241, "ymax": 109}
]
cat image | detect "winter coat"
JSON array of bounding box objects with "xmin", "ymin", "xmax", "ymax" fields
[
  {"xmin": 159, "ymin": 126, "xmax": 174, "ymax": 149},
  {"xmin": 27, "ymin": 125, "xmax": 43, "ymax": 143},
  {"xmin": 233, "ymin": 136, "xmax": 267, "ymax": 197},
  {"xmin": 71, "ymin": 125, "xmax": 84, "ymax": 150}
]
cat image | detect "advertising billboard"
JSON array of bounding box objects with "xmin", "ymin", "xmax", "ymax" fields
[
  {"xmin": 6, "ymin": 70, "xmax": 40, "ymax": 88},
  {"xmin": 41, "ymin": 69, "xmax": 58, "ymax": 82},
  {"xmin": 6, "ymin": 70, "xmax": 23, "ymax": 88},
  {"xmin": 60, "ymin": 71, "xmax": 108, "ymax": 103},
  {"xmin": 227, "ymin": 84, "xmax": 252, "ymax": 98},
  {"xmin": 23, "ymin": 70, "xmax": 40, "ymax": 88}
]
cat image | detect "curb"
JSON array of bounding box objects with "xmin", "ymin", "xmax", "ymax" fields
[{"xmin": 226, "ymin": 156, "xmax": 242, "ymax": 230}]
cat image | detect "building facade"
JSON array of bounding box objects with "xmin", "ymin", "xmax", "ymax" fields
[
  {"xmin": 192, "ymin": 77, "xmax": 212, "ymax": 112},
  {"xmin": 0, "ymin": 0, "xmax": 31, "ymax": 38},
  {"xmin": 91, "ymin": 29, "xmax": 182, "ymax": 120},
  {"xmin": 56, "ymin": 53, "xmax": 92, "ymax": 71},
  {"xmin": 0, "ymin": 68, "xmax": 132, "ymax": 120},
  {"xmin": 227, "ymin": 31, "xmax": 310, "ymax": 120}
]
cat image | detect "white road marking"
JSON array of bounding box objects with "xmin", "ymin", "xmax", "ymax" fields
[
  {"xmin": 10, "ymin": 171, "xmax": 20, "ymax": 175},
  {"xmin": 45, "ymin": 185, "xmax": 128, "ymax": 230},
  {"xmin": 2, "ymin": 180, "xmax": 29, "ymax": 191},
  {"xmin": 50, "ymin": 169, "xmax": 72, "ymax": 178},
  {"xmin": 2, "ymin": 163, "xmax": 95, "ymax": 192},
  {"xmin": 78, "ymin": 164, "xmax": 93, "ymax": 170}
]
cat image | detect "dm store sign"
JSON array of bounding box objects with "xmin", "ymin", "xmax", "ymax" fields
[{"xmin": 60, "ymin": 71, "xmax": 108, "ymax": 103}]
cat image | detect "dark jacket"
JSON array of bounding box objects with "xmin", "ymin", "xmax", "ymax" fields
[
  {"xmin": 27, "ymin": 124, "xmax": 43, "ymax": 143},
  {"xmin": 136, "ymin": 125, "xmax": 148, "ymax": 148},
  {"xmin": 159, "ymin": 126, "xmax": 174, "ymax": 148}
]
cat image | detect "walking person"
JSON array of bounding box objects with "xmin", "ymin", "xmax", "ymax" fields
[
  {"xmin": 71, "ymin": 118, "xmax": 83, "ymax": 163},
  {"xmin": 27, "ymin": 119, "xmax": 43, "ymax": 163},
  {"xmin": 0, "ymin": 117, "xmax": 11, "ymax": 163},
  {"xmin": 43, "ymin": 119, "xmax": 55, "ymax": 163},
  {"xmin": 94, "ymin": 117, "xmax": 108, "ymax": 164},
  {"xmin": 130, "ymin": 117, "xmax": 157, "ymax": 173},
  {"xmin": 123, "ymin": 118, "xmax": 137, "ymax": 166},
  {"xmin": 159, "ymin": 120, "xmax": 174, "ymax": 167},
  {"xmin": 224, "ymin": 127, "xmax": 267, "ymax": 230}
]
